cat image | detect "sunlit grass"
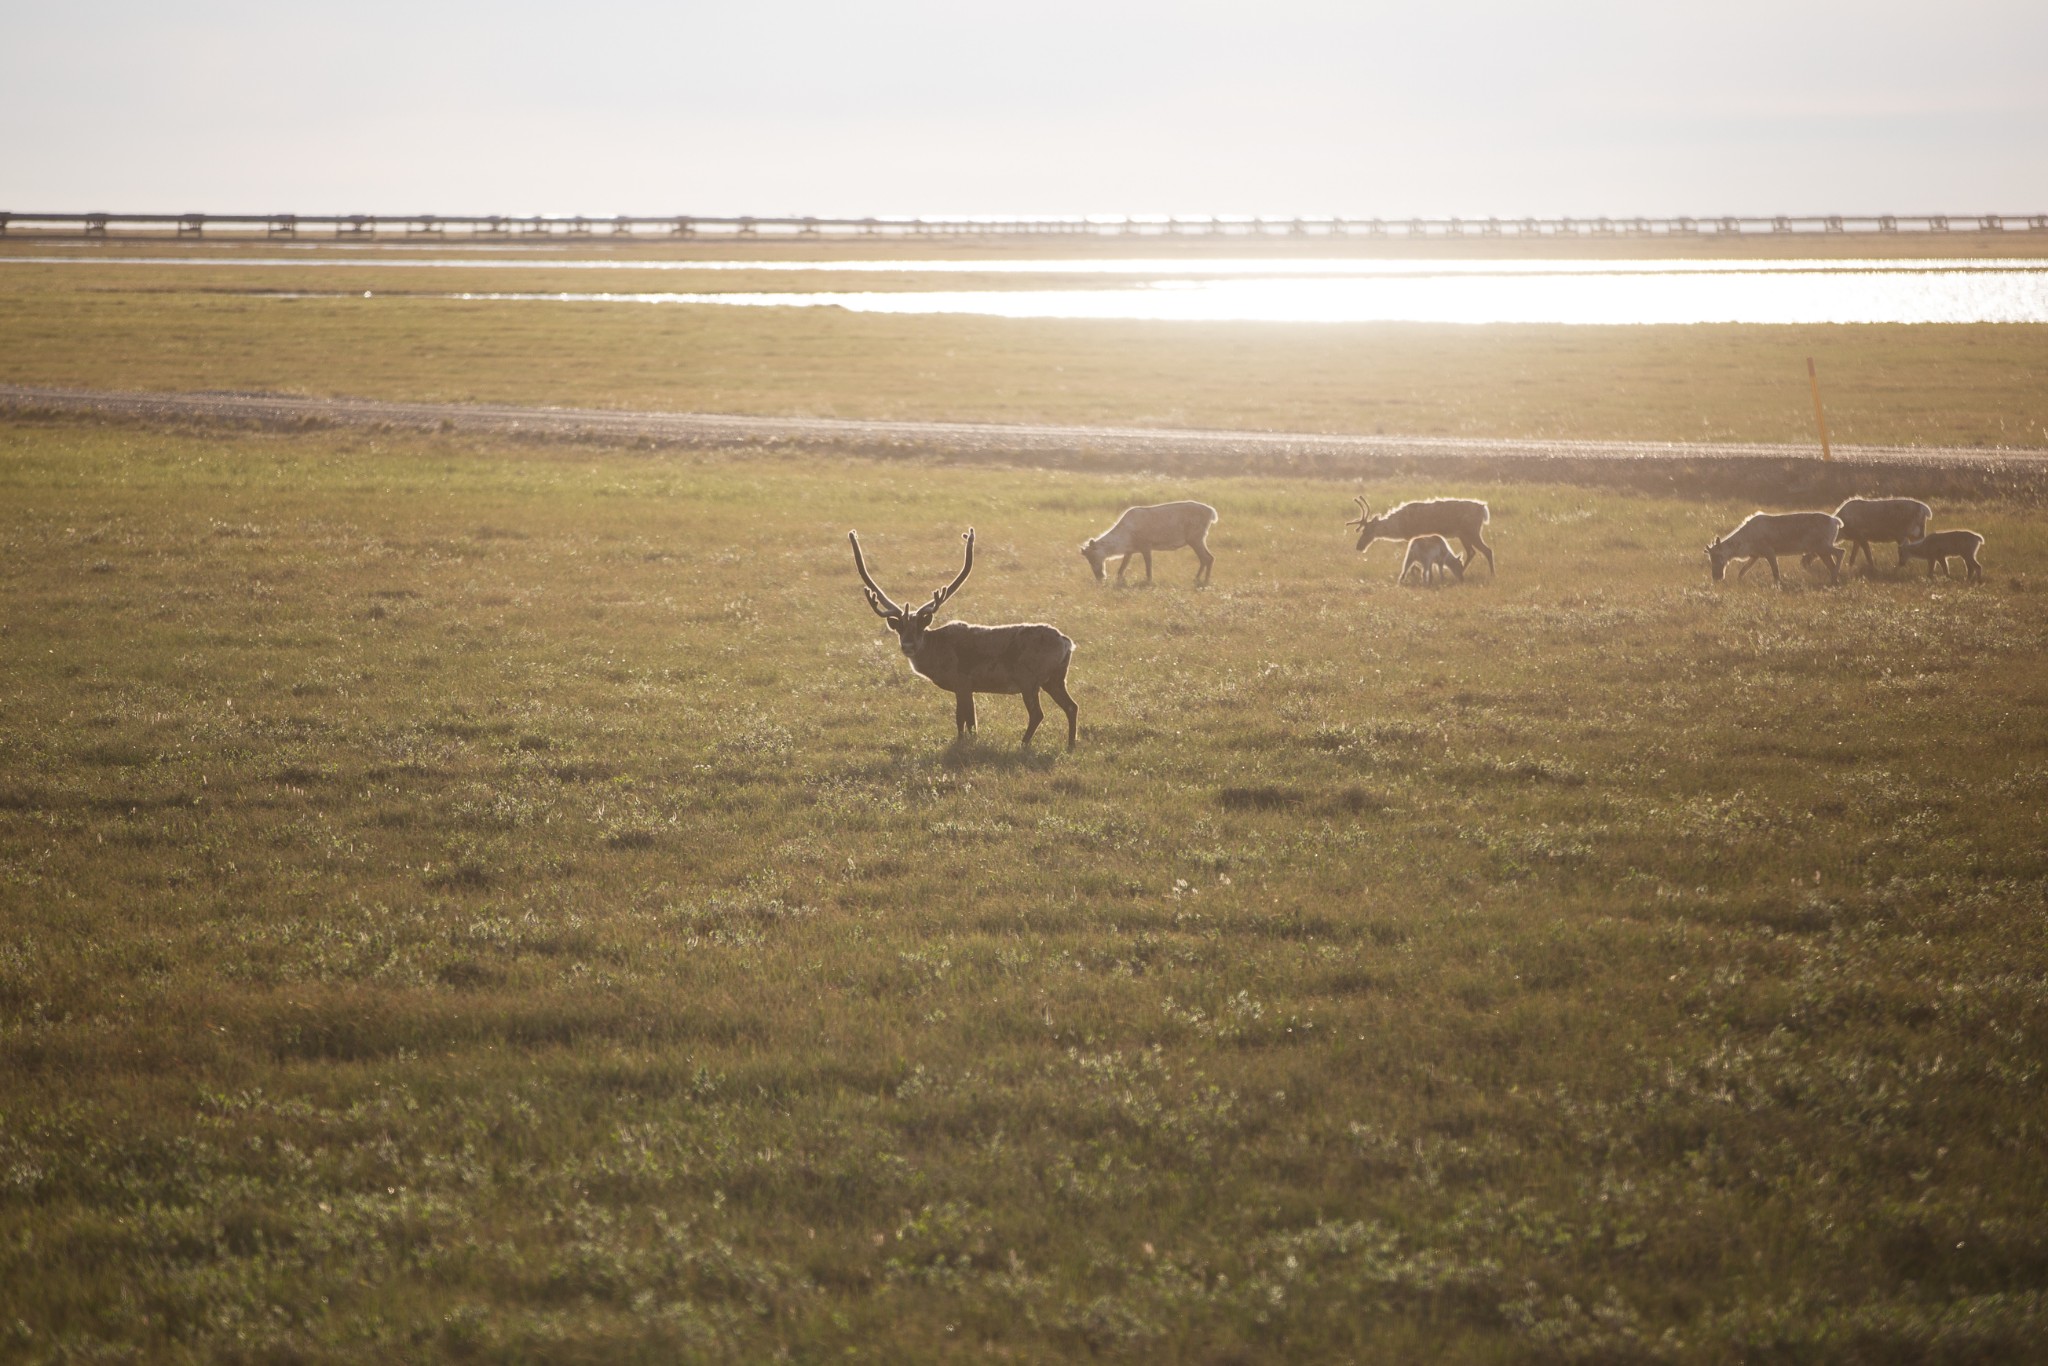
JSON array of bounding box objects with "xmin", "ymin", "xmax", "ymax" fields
[
  {"xmin": 2, "ymin": 417, "xmax": 2045, "ymax": 1360},
  {"xmin": 5, "ymin": 254, "xmax": 2048, "ymax": 448}
]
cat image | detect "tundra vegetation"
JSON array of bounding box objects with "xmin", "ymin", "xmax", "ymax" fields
[
  {"xmin": 5, "ymin": 245, "xmax": 2048, "ymax": 448},
  {"xmin": 2, "ymin": 417, "xmax": 2046, "ymax": 1362}
]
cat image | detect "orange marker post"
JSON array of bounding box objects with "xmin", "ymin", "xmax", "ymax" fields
[{"xmin": 1807, "ymin": 357, "xmax": 1833, "ymax": 461}]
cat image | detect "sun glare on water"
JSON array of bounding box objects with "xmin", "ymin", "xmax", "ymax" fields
[
  {"xmin": 553, "ymin": 267, "xmax": 2048, "ymax": 325},
  {"xmin": 16, "ymin": 252, "xmax": 2046, "ymax": 324}
]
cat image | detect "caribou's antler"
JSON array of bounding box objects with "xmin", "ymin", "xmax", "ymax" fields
[
  {"xmin": 1344, "ymin": 494, "xmax": 1372, "ymax": 530},
  {"xmin": 848, "ymin": 531, "xmax": 904, "ymax": 619},
  {"xmin": 918, "ymin": 529, "xmax": 974, "ymax": 616}
]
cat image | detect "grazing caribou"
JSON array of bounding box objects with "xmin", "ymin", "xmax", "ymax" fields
[
  {"xmin": 1707, "ymin": 511, "xmax": 1843, "ymax": 585},
  {"xmin": 1347, "ymin": 497, "xmax": 1495, "ymax": 577},
  {"xmin": 1081, "ymin": 501, "xmax": 1219, "ymax": 586},
  {"xmin": 850, "ymin": 528, "xmax": 1079, "ymax": 749}
]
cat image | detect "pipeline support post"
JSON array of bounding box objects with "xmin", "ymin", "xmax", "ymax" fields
[{"xmin": 1807, "ymin": 358, "xmax": 1833, "ymax": 462}]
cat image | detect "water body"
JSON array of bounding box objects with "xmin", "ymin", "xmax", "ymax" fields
[
  {"xmin": 14, "ymin": 254, "xmax": 2048, "ymax": 324},
  {"xmin": 425, "ymin": 269, "xmax": 2048, "ymax": 324}
]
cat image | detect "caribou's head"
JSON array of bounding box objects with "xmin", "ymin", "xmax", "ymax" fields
[
  {"xmin": 849, "ymin": 528, "xmax": 975, "ymax": 656},
  {"xmin": 1079, "ymin": 537, "xmax": 1108, "ymax": 582},
  {"xmin": 1344, "ymin": 495, "xmax": 1385, "ymax": 553},
  {"xmin": 1706, "ymin": 536, "xmax": 1732, "ymax": 582}
]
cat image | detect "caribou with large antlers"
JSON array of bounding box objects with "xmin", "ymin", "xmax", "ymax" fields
[{"xmin": 849, "ymin": 527, "xmax": 1079, "ymax": 749}]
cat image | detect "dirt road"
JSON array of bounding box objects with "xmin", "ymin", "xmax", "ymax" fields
[{"xmin": 5, "ymin": 384, "xmax": 2043, "ymax": 497}]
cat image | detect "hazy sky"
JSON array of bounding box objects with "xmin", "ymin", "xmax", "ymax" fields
[{"xmin": 6, "ymin": 1, "xmax": 2044, "ymax": 217}]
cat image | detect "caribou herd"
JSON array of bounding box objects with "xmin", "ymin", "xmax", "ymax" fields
[{"xmin": 850, "ymin": 493, "xmax": 1988, "ymax": 749}]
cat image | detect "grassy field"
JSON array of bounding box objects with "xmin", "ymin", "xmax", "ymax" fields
[
  {"xmin": 3, "ymin": 415, "xmax": 2046, "ymax": 1361},
  {"xmin": 5, "ymin": 250, "xmax": 2048, "ymax": 449}
]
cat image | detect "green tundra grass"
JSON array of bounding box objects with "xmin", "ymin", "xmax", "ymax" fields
[
  {"xmin": 5, "ymin": 244, "xmax": 2048, "ymax": 449},
  {"xmin": 3, "ymin": 416, "xmax": 2046, "ymax": 1361}
]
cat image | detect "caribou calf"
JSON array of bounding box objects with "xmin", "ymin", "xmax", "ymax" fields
[
  {"xmin": 1398, "ymin": 535, "xmax": 1466, "ymax": 587},
  {"xmin": 1898, "ymin": 529, "xmax": 1985, "ymax": 582},
  {"xmin": 1708, "ymin": 511, "xmax": 1843, "ymax": 585},
  {"xmin": 1081, "ymin": 501, "xmax": 1218, "ymax": 586},
  {"xmin": 851, "ymin": 528, "xmax": 1079, "ymax": 749}
]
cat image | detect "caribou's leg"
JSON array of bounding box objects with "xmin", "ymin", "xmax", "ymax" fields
[
  {"xmin": 1141, "ymin": 550, "xmax": 1154, "ymax": 583},
  {"xmin": 1462, "ymin": 534, "xmax": 1496, "ymax": 577},
  {"xmin": 955, "ymin": 691, "xmax": 976, "ymax": 737},
  {"xmin": 1045, "ymin": 678, "xmax": 1078, "ymax": 751},
  {"xmin": 1116, "ymin": 553, "xmax": 1134, "ymax": 585},
  {"xmin": 1020, "ymin": 688, "xmax": 1044, "ymax": 746},
  {"xmin": 1193, "ymin": 542, "xmax": 1213, "ymax": 585}
]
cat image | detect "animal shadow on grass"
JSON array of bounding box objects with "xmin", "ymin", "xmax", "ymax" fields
[
  {"xmin": 939, "ymin": 736, "xmax": 1064, "ymax": 774},
  {"xmin": 1219, "ymin": 784, "xmax": 1391, "ymax": 815},
  {"xmin": 839, "ymin": 740, "xmax": 1064, "ymax": 785}
]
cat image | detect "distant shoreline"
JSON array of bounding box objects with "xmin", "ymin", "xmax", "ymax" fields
[{"xmin": 8, "ymin": 384, "xmax": 2044, "ymax": 506}]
